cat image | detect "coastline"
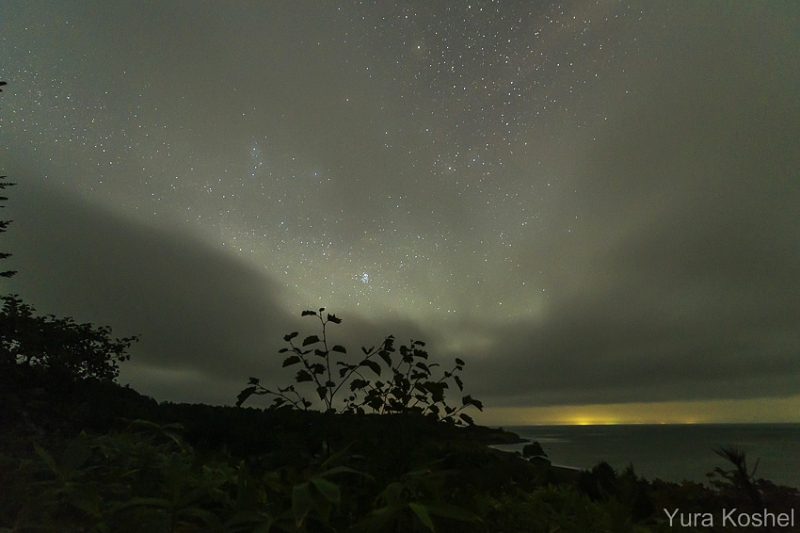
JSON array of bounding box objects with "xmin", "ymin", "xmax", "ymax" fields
[{"xmin": 491, "ymin": 423, "xmax": 800, "ymax": 489}]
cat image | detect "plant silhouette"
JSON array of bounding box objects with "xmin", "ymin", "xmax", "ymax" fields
[
  {"xmin": 0, "ymin": 175, "xmax": 17, "ymax": 279},
  {"xmin": 237, "ymin": 308, "xmax": 482, "ymax": 425},
  {"xmin": 0, "ymin": 295, "xmax": 139, "ymax": 382}
]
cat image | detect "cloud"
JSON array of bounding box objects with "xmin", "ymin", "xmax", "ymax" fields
[
  {"xmin": 7, "ymin": 161, "xmax": 797, "ymax": 409},
  {"xmin": 3, "ymin": 180, "xmax": 296, "ymax": 401},
  {"xmin": 1, "ymin": 179, "xmax": 444, "ymax": 404},
  {"xmin": 452, "ymin": 28, "xmax": 800, "ymax": 408}
]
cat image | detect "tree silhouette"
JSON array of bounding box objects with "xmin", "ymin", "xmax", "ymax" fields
[
  {"xmin": 0, "ymin": 175, "xmax": 17, "ymax": 279},
  {"xmin": 1, "ymin": 82, "xmax": 15, "ymax": 277},
  {"xmin": 0, "ymin": 295, "xmax": 138, "ymax": 382}
]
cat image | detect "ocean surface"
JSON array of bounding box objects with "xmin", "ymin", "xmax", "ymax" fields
[{"xmin": 491, "ymin": 424, "xmax": 800, "ymax": 489}]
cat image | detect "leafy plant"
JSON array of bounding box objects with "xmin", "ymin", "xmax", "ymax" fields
[
  {"xmin": 355, "ymin": 461, "xmax": 481, "ymax": 533},
  {"xmin": 8, "ymin": 420, "xmax": 276, "ymax": 533},
  {"xmin": 0, "ymin": 175, "xmax": 17, "ymax": 279},
  {"xmin": 279, "ymin": 442, "xmax": 370, "ymax": 531},
  {"xmin": 237, "ymin": 309, "xmax": 482, "ymax": 426},
  {"xmin": 23, "ymin": 433, "xmax": 106, "ymax": 531},
  {"xmin": 708, "ymin": 446, "xmax": 764, "ymax": 509},
  {"xmin": 0, "ymin": 295, "xmax": 138, "ymax": 382}
]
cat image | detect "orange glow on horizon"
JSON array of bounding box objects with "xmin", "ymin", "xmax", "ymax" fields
[{"xmin": 478, "ymin": 395, "xmax": 800, "ymax": 426}]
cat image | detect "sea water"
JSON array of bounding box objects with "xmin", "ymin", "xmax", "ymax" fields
[{"xmin": 491, "ymin": 424, "xmax": 800, "ymax": 488}]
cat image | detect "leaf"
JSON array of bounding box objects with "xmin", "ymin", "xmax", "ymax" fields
[
  {"xmin": 454, "ymin": 358, "xmax": 465, "ymax": 366},
  {"xmin": 459, "ymin": 413, "xmax": 475, "ymax": 426},
  {"xmin": 66, "ymin": 483, "xmax": 102, "ymax": 515},
  {"xmin": 34, "ymin": 443, "xmax": 58, "ymax": 474},
  {"xmin": 360, "ymin": 359, "xmax": 381, "ymax": 376},
  {"xmin": 321, "ymin": 465, "xmax": 370, "ymax": 483},
  {"xmin": 302, "ymin": 335, "xmax": 320, "ymax": 346},
  {"xmin": 61, "ymin": 435, "xmax": 91, "ymax": 472},
  {"xmin": 383, "ymin": 482, "xmax": 406, "ymax": 506},
  {"xmin": 224, "ymin": 510, "xmax": 275, "ymax": 532},
  {"xmin": 332, "ymin": 344, "xmax": 347, "ymax": 353},
  {"xmin": 425, "ymin": 502, "xmax": 481, "ymax": 522},
  {"xmin": 462, "ymin": 395, "xmax": 484, "ymax": 411},
  {"xmin": 378, "ymin": 350, "xmax": 392, "ymax": 367},
  {"xmin": 302, "ymin": 310, "xmax": 317, "ymax": 316},
  {"xmin": 112, "ymin": 497, "xmax": 171, "ymax": 513},
  {"xmin": 248, "ymin": 376, "xmax": 260, "ymax": 385},
  {"xmin": 236, "ymin": 387, "xmax": 257, "ymax": 407},
  {"xmin": 359, "ymin": 503, "xmax": 406, "ymax": 532},
  {"xmin": 296, "ymin": 370, "xmax": 313, "ymax": 382},
  {"xmin": 315, "ymin": 348, "xmax": 328, "ymax": 357},
  {"xmin": 278, "ymin": 347, "xmax": 288, "ymax": 353},
  {"xmin": 409, "ymin": 503, "xmax": 436, "ymax": 532},
  {"xmin": 350, "ymin": 379, "xmax": 369, "ymax": 391},
  {"xmin": 282, "ymin": 355, "xmax": 301, "ymax": 367},
  {"xmin": 453, "ymin": 375, "xmax": 464, "ymax": 391},
  {"xmin": 327, "ymin": 314, "xmax": 342, "ymax": 324},
  {"xmin": 317, "ymin": 386, "xmax": 328, "ymax": 400},
  {"xmin": 309, "ymin": 363, "xmax": 325, "ymax": 374},
  {"xmin": 424, "ymin": 382, "xmax": 447, "ymax": 403},
  {"xmin": 292, "ymin": 483, "xmax": 314, "ymax": 527},
  {"xmin": 284, "ymin": 332, "xmax": 299, "ymax": 341},
  {"xmin": 178, "ymin": 507, "xmax": 222, "ymax": 527},
  {"xmin": 311, "ymin": 477, "xmax": 341, "ymax": 505}
]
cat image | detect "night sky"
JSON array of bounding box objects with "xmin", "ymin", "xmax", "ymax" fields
[{"xmin": 2, "ymin": 1, "xmax": 799, "ymax": 425}]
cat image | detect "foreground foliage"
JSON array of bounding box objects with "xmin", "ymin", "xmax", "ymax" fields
[{"xmin": 2, "ymin": 369, "xmax": 799, "ymax": 533}]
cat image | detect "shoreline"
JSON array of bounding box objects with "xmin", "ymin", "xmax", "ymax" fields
[{"xmin": 489, "ymin": 424, "xmax": 800, "ymax": 489}]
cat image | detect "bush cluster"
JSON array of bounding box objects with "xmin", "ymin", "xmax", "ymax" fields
[{"xmin": 238, "ymin": 309, "xmax": 483, "ymax": 426}]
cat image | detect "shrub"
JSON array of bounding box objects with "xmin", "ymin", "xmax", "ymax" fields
[
  {"xmin": 237, "ymin": 309, "xmax": 482, "ymax": 426},
  {"xmin": 0, "ymin": 295, "xmax": 138, "ymax": 383}
]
